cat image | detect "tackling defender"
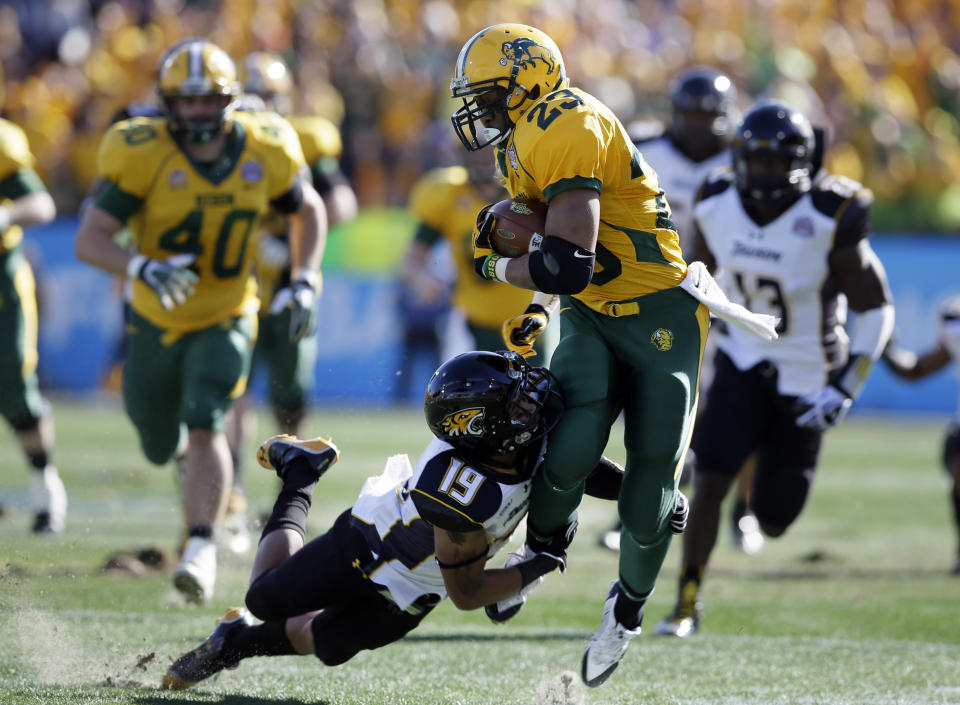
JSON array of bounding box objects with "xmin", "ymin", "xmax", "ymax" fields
[
  {"xmin": 75, "ymin": 39, "xmax": 327, "ymax": 604},
  {"xmin": 161, "ymin": 350, "xmax": 659, "ymax": 689}
]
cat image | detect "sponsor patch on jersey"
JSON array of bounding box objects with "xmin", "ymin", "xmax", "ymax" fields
[
  {"xmin": 439, "ymin": 408, "xmax": 485, "ymax": 437},
  {"xmin": 792, "ymin": 216, "xmax": 814, "ymax": 237},
  {"xmin": 650, "ymin": 328, "xmax": 674, "ymax": 351},
  {"xmin": 168, "ymin": 169, "xmax": 187, "ymax": 189},
  {"xmin": 507, "ymin": 145, "xmax": 518, "ymax": 170},
  {"xmin": 241, "ymin": 160, "xmax": 263, "ymax": 182}
]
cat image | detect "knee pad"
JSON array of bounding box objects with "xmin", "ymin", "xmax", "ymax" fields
[{"xmin": 245, "ymin": 574, "xmax": 281, "ymax": 622}]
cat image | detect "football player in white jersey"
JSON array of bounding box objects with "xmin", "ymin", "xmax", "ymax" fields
[
  {"xmin": 603, "ymin": 67, "xmax": 765, "ymax": 554},
  {"xmin": 162, "ymin": 350, "xmax": 649, "ymax": 690},
  {"xmin": 882, "ymin": 296, "xmax": 960, "ymax": 575},
  {"xmin": 655, "ymin": 100, "xmax": 895, "ymax": 637}
]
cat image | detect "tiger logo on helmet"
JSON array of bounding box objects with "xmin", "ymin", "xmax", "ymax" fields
[
  {"xmin": 450, "ymin": 23, "xmax": 567, "ymax": 151},
  {"xmin": 157, "ymin": 38, "xmax": 240, "ymax": 143}
]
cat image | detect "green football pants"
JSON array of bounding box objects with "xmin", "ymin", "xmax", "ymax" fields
[
  {"xmin": 527, "ymin": 286, "xmax": 708, "ymax": 600},
  {"xmin": 123, "ymin": 309, "xmax": 255, "ymax": 465}
]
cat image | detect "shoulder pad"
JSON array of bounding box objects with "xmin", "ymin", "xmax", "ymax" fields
[
  {"xmin": 409, "ymin": 450, "xmax": 504, "ymax": 533},
  {"xmin": 811, "ymin": 173, "xmax": 873, "ymax": 219},
  {"xmin": 0, "ymin": 118, "xmax": 35, "ymax": 172},
  {"xmin": 627, "ymin": 119, "xmax": 666, "ymax": 144},
  {"xmin": 695, "ymin": 167, "xmax": 735, "ymax": 203},
  {"xmin": 409, "ymin": 166, "xmax": 468, "ymax": 221},
  {"xmin": 287, "ymin": 115, "xmax": 342, "ymax": 160}
]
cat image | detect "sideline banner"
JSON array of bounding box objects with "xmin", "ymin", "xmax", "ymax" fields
[{"xmin": 19, "ymin": 218, "xmax": 960, "ymax": 412}]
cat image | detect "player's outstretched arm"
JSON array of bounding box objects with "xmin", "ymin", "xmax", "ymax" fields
[
  {"xmin": 882, "ymin": 339, "xmax": 951, "ymax": 381},
  {"xmin": 435, "ymin": 526, "xmax": 559, "ymax": 611}
]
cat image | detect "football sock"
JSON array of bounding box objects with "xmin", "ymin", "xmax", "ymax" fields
[
  {"xmin": 225, "ymin": 620, "xmax": 296, "ymax": 659},
  {"xmin": 261, "ymin": 458, "xmax": 317, "ymax": 541},
  {"xmin": 680, "ymin": 564, "xmax": 704, "ymax": 587},
  {"xmin": 188, "ymin": 524, "xmax": 214, "ymax": 540},
  {"xmin": 614, "ymin": 582, "xmax": 650, "ymax": 630},
  {"xmin": 731, "ymin": 498, "xmax": 749, "ymax": 522}
]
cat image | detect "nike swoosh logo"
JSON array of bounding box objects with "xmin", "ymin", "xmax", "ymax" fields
[{"xmin": 573, "ymin": 251, "xmax": 592, "ymax": 259}]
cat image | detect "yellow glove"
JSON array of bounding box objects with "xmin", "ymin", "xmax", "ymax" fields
[
  {"xmin": 472, "ymin": 203, "xmax": 501, "ymax": 280},
  {"xmin": 502, "ymin": 304, "xmax": 548, "ymax": 358}
]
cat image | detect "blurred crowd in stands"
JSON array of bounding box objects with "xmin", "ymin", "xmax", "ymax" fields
[{"xmin": 2, "ymin": 0, "xmax": 960, "ymax": 231}]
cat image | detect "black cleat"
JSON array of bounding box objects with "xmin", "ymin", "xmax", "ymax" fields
[
  {"xmin": 161, "ymin": 607, "xmax": 251, "ymax": 690},
  {"xmin": 256, "ymin": 434, "xmax": 340, "ymax": 481}
]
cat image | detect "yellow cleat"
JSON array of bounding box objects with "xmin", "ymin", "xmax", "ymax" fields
[{"xmin": 256, "ymin": 434, "xmax": 340, "ymax": 481}]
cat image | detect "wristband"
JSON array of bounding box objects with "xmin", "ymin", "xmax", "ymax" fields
[
  {"xmin": 0, "ymin": 205, "xmax": 10, "ymax": 232},
  {"xmin": 517, "ymin": 553, "xmax": 559, "ymax": 588},
  {"xmin": 126, "ymin": 253, "xmax": 147, "ymax": 279},
  {"xmin": 494, "ymin": 255, "xmax": 512, "ymax": 283},
  {"xmin": 291, "ymin": 267, "xmax": 320, "ymax": 289}
]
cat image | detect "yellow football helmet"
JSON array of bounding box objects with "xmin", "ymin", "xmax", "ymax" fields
[
  {"xmin": 241, "ymin": 52, "xmax": 293, "ymax": 113},
  {"xmin": 450, "ymin": 23, "xmax": 567, "ymax": 151},
  {"xmin": 157, "ymin": 38, "xmax": 240, "ymax": 143}
]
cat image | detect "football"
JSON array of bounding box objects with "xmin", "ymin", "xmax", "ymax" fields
[{"xmin": 487, "ymin": 198, "xmax": 548, "ymax": 257}]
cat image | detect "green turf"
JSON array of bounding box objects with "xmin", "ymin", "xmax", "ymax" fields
[{"xmin": 1, "ymin": 400, "xmax": 959, "ymax": 704}]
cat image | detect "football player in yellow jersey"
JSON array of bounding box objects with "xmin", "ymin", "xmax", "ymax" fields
[
  {"xmin": 400, "ymin": 146, "xmax": 539, "ymax": 363},
  {"xmin": 451, "ymin": 23, "xmax": 709, "ymax": 687},
  {"xmin": 0, "ymin": 116, "xmax": 64, "ymax": 533},
  {"xmin": 75, "ymin": 39, "xmax": 328, "ymax": 604},
  {"xmin": 219, "ymin": 52, "xmax": 357, "ymax": 553}
]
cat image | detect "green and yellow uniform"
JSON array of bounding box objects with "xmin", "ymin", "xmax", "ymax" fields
[
  {"xmin": 94, "ymin": 110, "xmax": 306, "ymax": 463},
  {"xmin": 410, "ymin": 166, "xmax": 533, "ymax": 351},
  {"xmin": 499, "ymin": 87, "xmax": 709, "ymax": 601},
  {"xmin": 0, "ymin": 118, "xmax": 50, "ymax": 428},
  {"xmin": 251, "ymin": 114, "xmax": 343, "ymax": 414}
]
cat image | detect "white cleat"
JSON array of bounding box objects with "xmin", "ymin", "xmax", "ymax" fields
[
  {"xmin": 174, "ymin": 536, "xmax": 217, "ymax": 604},
  {"xmin": 30, "ymin": 466, "xmax": 67, "ymax": 533},
  {"xmin": 581, "ymin": 582, "xmax": 641, "ymax": 688}
]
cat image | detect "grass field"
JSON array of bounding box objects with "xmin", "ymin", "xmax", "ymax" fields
[{"xmin": 1, "ymin": 399, "xmax": 959, "ymax": 705}]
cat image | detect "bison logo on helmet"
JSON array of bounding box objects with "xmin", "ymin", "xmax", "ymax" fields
[
  {"xmin": 499, "ymin": 38, "xmax": 556, "ymax": 74},
  {"xmin": 439, "ymin": 408, "xmax": 486, "ymax": 437}
]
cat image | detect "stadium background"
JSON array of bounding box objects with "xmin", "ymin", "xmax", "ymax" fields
[{"xmin": 2, "ymin": 0, "xmax": 958, "ymax": 409}]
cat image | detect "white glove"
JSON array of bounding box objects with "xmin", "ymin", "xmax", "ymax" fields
[
  {"xmin": 794, "ymin": 385, "xmax": 852, "ymax": 430},
  {"xmin": 270, "ymin": 276, "xmax": 317, "ymax": 342},
  {"xmin": 127, "ymin": 253, "xmax": 198, "ymax": 311}
]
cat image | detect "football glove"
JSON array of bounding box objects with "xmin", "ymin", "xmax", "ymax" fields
[
  {"xmin": 127, "ymin": 253, "xmax": 198, "ymax": 311},
  {"xmin": 270, "ymin": 272, "xmax": 319, "ymax": 342},
  {"xmin": 794, "ymin": 385, "xmax": 852, "ymax": 430},
  {"xmin": 472, "ymin": 204, "xmax": 502, "ymax": 281},
  {"xmin": 524, "ymin": 510, "xmax": 579, "ymax": 573},
  {"xmin": 485, "ymin": 547, "xmax": 541, "ymax": 624},
  {"xmin": 502, "ymin": 304, "xmax": 548, "ymax": 358}
]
